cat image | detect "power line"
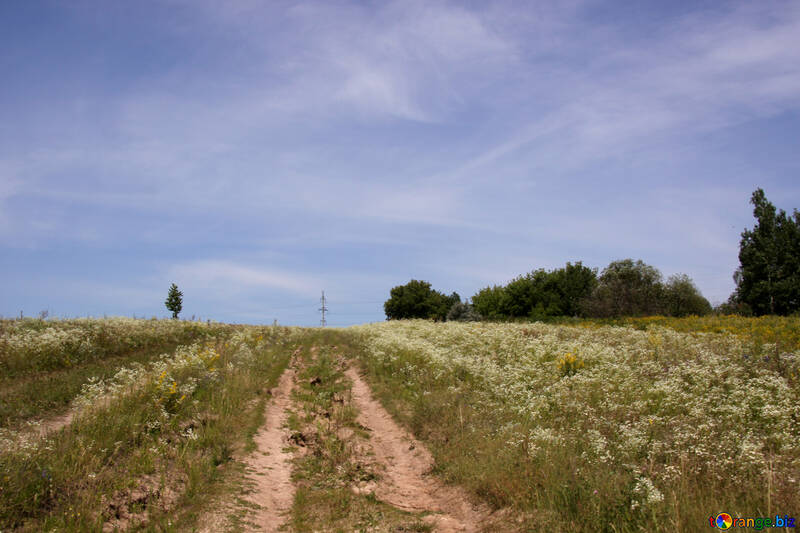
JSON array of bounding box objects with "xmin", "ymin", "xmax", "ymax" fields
[{"xmin": 319, "ymin": 290, "xmax": 328, "ymax": 327}]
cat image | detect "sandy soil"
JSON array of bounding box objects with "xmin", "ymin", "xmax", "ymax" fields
[
  {"xmin": 0, "ymin": 409, "xmax": 76, "ymax": 454},
  {"xmin": 346, "ymin": 367, "xmax": 490, "ymax": 533},
  {"xmin": 241, "ymin": 367, "xmax": 297, "ymax": 532},
  {"xmin": 36, "ymin": 410, "xmax": 74, "ymax": 436}
]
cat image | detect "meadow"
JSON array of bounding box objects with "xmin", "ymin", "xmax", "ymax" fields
[
  {"xmin": 350, "ymin": 318, "xmax": 800, "ymax": 531},
  {"xmin": 0, "ymin": 318, "xmax": 300, "ymax": 531},
  {"xmin": 0, "ymin": 318, "xmax": 232, "ymax": 428},
  {"xmin": 562, "ymin": 314, "xmax": 800, "ymax": 353},
  {"xmin": 1, "ymin": 315, "xmax": 798, "ymax": 531}
]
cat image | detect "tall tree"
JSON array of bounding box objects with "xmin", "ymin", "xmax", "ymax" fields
[
  {"xmin": 663, "ymin": 274, "xmax": 711, "ymax": 317},
  {"xmin": 736, "ymin": 189, "xmax": 800, "ymax": 315},
  {"xmin": 165, "ymin": 283, "xmax": 183, "ymax": 319},
  {"xmin": 552, "ymin": 261, "xmax": 598, "ymax": 317},
  {"xmin": 471, "ymin": 285, "xmax": 508, "ymax": 319}
]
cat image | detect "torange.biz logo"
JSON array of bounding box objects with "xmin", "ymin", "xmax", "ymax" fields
[{"xmin": 710, "ymin": 512, "xmax": 795, "ymax": 530}]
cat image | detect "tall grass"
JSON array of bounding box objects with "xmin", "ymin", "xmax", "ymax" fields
[
  {"xmin": 0, "ymin": 317, "xmax": 231, "ymax": 376},
  {"xmin": 0, "ymin": 318, "xmax": 232, "ymax": 428},
  {"xmin": 0, "ymin": 324, "xmax": 299, "ymax": 531},
  {"xmin": 349, "ymin": 320, "xmax": 800, "ymax": 532},
  {"xmin": 558, "ymin": 314, "xmax": 800, "ymax": 352}
]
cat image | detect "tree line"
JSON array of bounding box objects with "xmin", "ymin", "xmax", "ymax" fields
[
  {"xmin": 384, "ymin": 188, "xmax": 800, "ymax": 321},
  {"xmin": 384, "ymin": 259, "xmax": 711, "ymax": 321}
]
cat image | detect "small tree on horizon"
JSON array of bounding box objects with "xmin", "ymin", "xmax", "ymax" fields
[{"xmin": 165, "ymin": 283, "xmax": 183, "ymax": 319}]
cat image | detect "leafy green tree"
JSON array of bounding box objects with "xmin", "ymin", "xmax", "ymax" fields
[
  {"xmin": 552, "ymin": 261, "xmax": 598, "ymax": 317},
  {"xmin": 471, "ymin": 285, "xmax": 508, "ymax": 319},
  {"xmin": 428, "ymin": 291, "xmax": 455, "ymax": 321},
  {"xmin": 165, "ymin": 283, "xmax": 183, "ymax": 319},
  {"xmin": 441, "ymin": 292, "xmax": 462, "ymax": 319},
  {"xmin": 663, "ymin": 274, "xmax": 711, "ymax": 317},
  {"xmin": 384, "ymin": 280, "xmax": 450, "ymax": 320},
  {"xmin": 735, "ymin": 189, "xmax": 800, "ymax": 315},
  {"xmin": 470, "ymin": 262, "xmax": 597, "ymax": 320},
  {"xmin": 581, "ymin": 259, "xmax": 664, "ymax": 317},
  {"xmin": 503, "ymin": 271, "xmax": 544, "ymax": 317}
]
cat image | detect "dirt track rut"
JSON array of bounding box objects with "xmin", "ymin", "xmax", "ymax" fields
[
  {"xmin": 346, "ymin": 367, "xmax": 489, "ymax": 532},
  {"xmin": 242, "ymin": 367, "xmax": 296, "ymax": 532}
]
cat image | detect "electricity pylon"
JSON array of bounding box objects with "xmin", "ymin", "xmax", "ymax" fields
[{"xmin": 319, "ymin": 291, "xmax": 328, "ymax": 327}]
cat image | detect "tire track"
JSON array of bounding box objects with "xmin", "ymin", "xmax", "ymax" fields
[
  {"xmin": 346, "ymin": 366, "xmax": 490, "ymax": 532},
  {"xmin": 241, "ymin": 366, "xmax": 296, "ymax": 532}
]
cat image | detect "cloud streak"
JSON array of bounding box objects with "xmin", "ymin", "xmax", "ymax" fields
[{"xmin": 169, "ymin": 260, "xmax": 321, "ymax": 298}]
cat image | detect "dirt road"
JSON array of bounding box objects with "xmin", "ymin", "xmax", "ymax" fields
[
  {"xmin": 346, "ymin": 367, "xmax": 489, "ymax": 532},
  {"xmin": 242, "ymin": 367, "xmax": 296, "ymax": 532}
]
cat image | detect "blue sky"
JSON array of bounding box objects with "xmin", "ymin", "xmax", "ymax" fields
[{"xmin": 2, "ymin": 0, "xmax": 799, "ymax": 326}]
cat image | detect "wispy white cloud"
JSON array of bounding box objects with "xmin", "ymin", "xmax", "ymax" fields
[
  {"xmin": 2, "ymin": 0, "xmax": 799, "ymax": 320},
  {"xmin": 169, "ymin": 260, "xmax": 320, "ymax": 298},
  {"xmin": 430, "ymin": 1, "xmax": 800, "ymax": 184},
  {"xmin": 179, "ymin": 0, "xmax": 516, "ymax": 122}
]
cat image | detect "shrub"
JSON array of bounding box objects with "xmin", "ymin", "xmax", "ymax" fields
[
  {"xmin": 471, "ymin": 285, "xmax": 508, "ymax": 319},
  {"xmin": 471, "ymin": 262, "xmax": 597, "ymax": 320},
  {"xmin": 446, "ymin": 302, "xmax": 482, "ymax": 322}
]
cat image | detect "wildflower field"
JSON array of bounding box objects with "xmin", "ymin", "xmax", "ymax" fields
[
  {"xmin": 2, "ymin": 316, "xmax": 798, "ymax": 531},
  {"xmin": 0, "ymin": 317, "xmax": 225, "ymax": 375},
  {"xmin": 566, "ymin": 314, "xmax": 800, "ymax": 353},
  {"xmin": 351, "ymin": 319, "xmax": 800, "ymax": 531},
  {"xmin": 0, "ymin": 318, "xmax": 231, "ymax": 428},
  {"xmin": 0, "ymin": 318, "xmax": 301, "ymax": 531}
]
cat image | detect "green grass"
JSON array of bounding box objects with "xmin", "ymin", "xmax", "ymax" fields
[
  {"xmin": 0, "ymin": 344, "xmax": 187, "ymax": 428},
  {"xmin": 551, "ymin": 314, "xmax": 800, "ymax": 352},
  {"xmin": 8, "ymin": 317, "xmax": 792, "ymax": 531},
  {"xmin": 0, "ymin": 317, "xmax": 233, "ymax": 376},
  {"xmin": 0, "ymin": 317, "xmax": 235, "ymax": 430},
  {"xmin": 348, "ymin": 320, "xmax": 800, "ymax": 532},
  {"xmin": 0, "ymin": 325, "xmax": 296, "ymax": 531}
]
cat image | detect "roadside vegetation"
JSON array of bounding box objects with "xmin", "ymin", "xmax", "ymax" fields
[
  {"xmin": 3, "ymin": 315, "xmax": 799, "ymax": 531},
  {"xmin": 350, "ymin": 319, "xmax": 800, "ymax": 532},
  {"xmin": 0, "ymin": 321, "xmax": 299, "ymax": 531},
  {"xmin": 0, "ymin": 317, "xmax": 230, "ymax": 429}
]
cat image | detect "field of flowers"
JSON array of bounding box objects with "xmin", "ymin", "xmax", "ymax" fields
[
  {"xmin": 351, "ymin": 320, "xmax": 800, "ymax": 532},
  {"xmin": 0, "ymin": 321, "xmax": 302, "ymax": 531},
  {"xmin": 570, "ymin": 314, "xmax": 800, "ymax": 352},
  {"xmin": 0, "ymin": 317, "xmax": 229, "ymax": 375},
  {"xmin": 0, "ymin": 318, "xmax": 234, "ymax": 429}
]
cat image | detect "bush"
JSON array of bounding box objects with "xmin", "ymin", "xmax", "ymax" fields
[
  {"xmin": 446, "ymin": 302, "xmax": 482, "ymax": 322},
  {"xmin": 471, "ymin": 285, "xmax": 508, "ymax": 319}
]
